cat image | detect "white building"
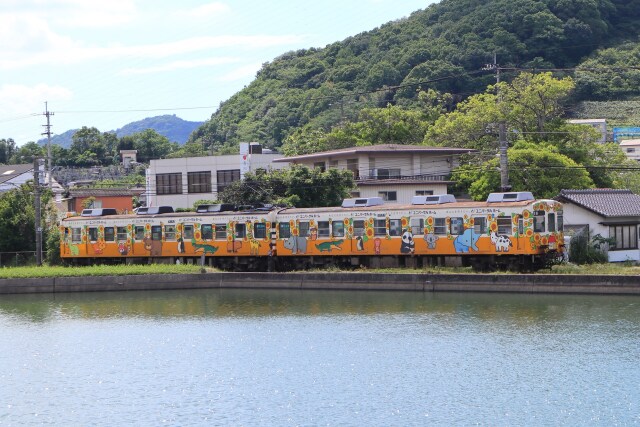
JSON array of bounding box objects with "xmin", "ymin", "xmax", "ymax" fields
[
  {"xmin": 568, "ymin": 119, "xmax": 607, "ymax": 143},
  {"xmin": 273, "ymin": 144, "xmax": 476, "ymax": 204},
  {"xmin": 619, "ymin": 139, "xmax": 640, "ymax": 162},
  {"xmin": 146, "ymin": 144, "xmax": 289, "ymax": 209},
  {"xmin": 557, "ymin": 189, "xmax": 640, "ymax": 262}
]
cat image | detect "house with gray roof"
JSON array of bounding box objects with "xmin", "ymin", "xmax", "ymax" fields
[
  {"xmin": 556, "ymin": 189, "xmax": 640, "ymax": 262},
  {"xmin": 273, "ymin": 144, "xmax": 476, "ymax": 204},
  {"xmin": 0, "ymin": 163, "xmax": 38, "ymax": 192}
]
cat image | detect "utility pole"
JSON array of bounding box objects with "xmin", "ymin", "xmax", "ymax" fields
[
  {"xmin": 42, "ymin": 102, "xmax": 54, "ymax": 190},
  {"xmin": 33, "ymin": 157, "xmax": 43, "ymax": 266},
  {"xmin": 483, "ymin": 54, "xmax": 510, "ymax": 192}
]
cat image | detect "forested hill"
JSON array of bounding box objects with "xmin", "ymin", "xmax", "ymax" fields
[
  {"xmin": 189, "ymin": 0, "xmax": 640, "ymax": 152},
  {"xmin": 39, "ymin": 114, "xmax": 202, "ymax": 148}
]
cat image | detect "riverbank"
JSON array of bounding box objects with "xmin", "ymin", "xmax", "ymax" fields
[{"xmin": 1, "ymin": 271, "xmax": 640, "ymax": 295}]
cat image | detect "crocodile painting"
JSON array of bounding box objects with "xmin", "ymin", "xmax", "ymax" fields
[
  {"xmin": 191, "ymin": 238, "xmax": 218, "ymax": 255},
  {"xmin": 315, "ymin": 240, "xmax": 344, "ymax": 252}
]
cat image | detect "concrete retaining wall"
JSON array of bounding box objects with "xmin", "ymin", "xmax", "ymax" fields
[{"xmin": 1, "ymin": 272, "xmax": 640, "ymax": 295}]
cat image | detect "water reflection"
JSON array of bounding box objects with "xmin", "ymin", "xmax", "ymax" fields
[{"xmin": 1, "ymin": 288, "xmax": 639, "ymax": 326}]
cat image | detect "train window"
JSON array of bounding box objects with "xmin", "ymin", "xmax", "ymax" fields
[
  {"xmin": 473, "ymin": 217, "xmax": 486, "ymax": 235},
  {"xmin": 164, "ymin": 225, "xmax": 176, "ymax": 241},
  {"xmin": 557, "ymin": 211, "xmax": 563, "ymax": 231},
  {"xmin": 117, "ymin": 227, "xmax": 127, "ymax": 241},
  {"xmin": 389, "ymin": 219, "xmax": 402, "ymax": 236},
  {"xmin": 279, "ymin": 223, "xmax": 291, "ymax": 239},
  {"xmin": 332, "ymin": 222, "xmax": 345, "ymax": 237},
  {"xmin": 518, "ymin": 218, "xmax": 524, "ymax": 235},
  {"xmin": 374, "ymin": 219, "xmax": 386, "ymax": 236},
  {"xmin": 254, "ymin": 223, "xmax": 267, "ymax": 239},
  {"xmin": 353, "ymin": 220, "xmax": 365, "ymax": 237},
  {"xmin": 183, "ymin": 225, "xmax": 194, "ymax": 240},
  {"xmin": 88, "ymin": 227, "xmax": 98, "ymax": 242},
  {"xmin": 104, "ymin": 227, "xmax": 115, "ymax": 242},
  {"xmin": 317, "ymin": 221, "xmax": 330, "ymax": 238},
  {"xmin": 497, "ymin": 217, "xmax": 511, "ymax": 235},
  {"xmin": 151, "ymin": 225, "xmax": 162, "ymax": 241},
  {"xmin": 434, "ymin": 218, "xmax": 447, "ymax": 235},
  {"xmin": 135, "ymin": 226, "xmax": 145, "ymax": 240},
  {"xmin": 215, "ymin": 224, "xmax": 227, "ymax": 240},
  {"xmin": 71, "ymin": 228, "xmax": 82, "ymax": 243},
  {"xmin": 411, "ymin": 218, "xmax": 424, "ymax": 236},
  {"xmin": 202, "ymin": 224, "xmax": 213, "ymax": 240},
  {"xmin": 235, "ymin": 223, "xmax": 246, "ymax": 238},
  {"xmin": 548, "ymin": 213, "xmax": 556, "ymax": 232},
  {"xmin": 534, "ymin": 210, "xmax": 545, "ymax": 232},
  {"xmin": 299, "ymin": 222, "xmax": 310, "ymax": 237},
  {"xmin": 450, "ymin": 217, "xmax": 464, "ymax": 235}
]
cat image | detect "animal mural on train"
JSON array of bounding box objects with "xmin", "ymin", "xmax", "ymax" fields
[{"xmin": 59, "ymin": 192, "xmax": 564, "ymax": 272}]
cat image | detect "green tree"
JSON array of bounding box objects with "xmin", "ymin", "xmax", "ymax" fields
[
  {"xmin": 0, "ymin": 182, "xmax": 52, "ymax": 253},
  {"xmin": 9, "ymin": 142, "xmax": 45, "ymax": 164},
  {"xmin": 131, "ymin": 129, "xmax": 178, "ymax": 163},
  {"xmin": 453, "ymin": 142, "xmax": 594, "ymax": 200},
  {"xmin": 0, "ymin": 138, "xmax": 17, "ymax": 164},
  {"xmin": 220, "ymin": 165, "xmax": 355, "ymax": 208},
  {"xmin": 69, "ymin": 127, "xmax": 106, "ymax": 166}
]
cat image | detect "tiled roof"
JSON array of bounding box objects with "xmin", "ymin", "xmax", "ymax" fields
[
  {"xmin": 0, "ymin": 164, "xmax": 34, "ymax": 185},
  {"xmin": 69, "ymin": 188, "xmax": 145, "ymax": 198},
  {"xmin": 557, "ymin": 189, "xmax": 640, "ymax": 217},
  {"xmin": 273, "ymin": 144, "xmax": 477, "ymax": 162}
]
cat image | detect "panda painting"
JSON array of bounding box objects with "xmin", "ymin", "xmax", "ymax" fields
[{"xmin": 400, "ymin": 229, "xmax": 415, "ymax": 254}]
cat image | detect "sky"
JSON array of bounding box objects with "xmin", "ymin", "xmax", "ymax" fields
[{"xmin": 1, "ymin": 0, "xmax": 435, "ymax": 146}]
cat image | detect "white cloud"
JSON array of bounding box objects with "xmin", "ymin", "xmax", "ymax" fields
[
  {"xmin": 0, "ymin": 84, "xmax": 73, "ymax": 116},
  {"xmin": 217, "ymin": 62, "xmax": 263, "ymax": 82},
  {"xmin": 120, "ymin": 56, "xmax": 242, "ymax": 75},
  {"xmin": 181, "ymin": 2, "xmax": 231, "ymax": 19},
  {"xmin": 0, "ymin": 34, "xmax": 306, "ymax": 70}
]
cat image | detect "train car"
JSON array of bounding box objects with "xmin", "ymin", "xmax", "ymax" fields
[{"xmin": 59, "ymin": 192, "xmax": 564, "ymax": 272}]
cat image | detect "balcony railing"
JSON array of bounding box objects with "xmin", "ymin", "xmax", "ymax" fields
[{"xmin": 357, "ymin": 171, "xmax": 451, "ymax": 182}]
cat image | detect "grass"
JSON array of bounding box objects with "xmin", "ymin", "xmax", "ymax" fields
[
  {"xmin": 0, "ymin": 262, "xmax": 639, "ymax": 279},
  {"xmin": 0, "ymin": 264, "xmax": 208, "ymax": 279}
]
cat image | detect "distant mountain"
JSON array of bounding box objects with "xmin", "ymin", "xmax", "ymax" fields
[{"xmin": 39, "ymin": 114, "xmax": 203, "ymax": 148}]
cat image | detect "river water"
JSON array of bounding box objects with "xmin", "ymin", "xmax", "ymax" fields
[{"xmin": 1, "ymin": 288, "xmax": 639, "ymax": 426}]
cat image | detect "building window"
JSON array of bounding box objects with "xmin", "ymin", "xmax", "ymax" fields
[
  {"xmin": 377, "ymin": 168, "xmax": 401, "ymax": 179},
  {"xmin": 314, "ymin": 162, "xmax": 326, "ymax": 172},
  {"xmin": 156, "ymin": 173, "xmax": 183, "ymax": 195},
  {"xmin": 217, "ymin": 169, "xmax": 241, "ymax": 194},
  {"xmin": 347, "ymin": 159, "xmax": 359, "ymax": 179},
  {"xmin": 279, "ymin": 223, "xmax": 291, "ymax": 239},
  {"xmin": 415, "ymin": 190, "xmax": 434, "ymax": 196},
  {"xmin": 378, "ymin": 191, "xmax": 397, "ymax": 202},
  {"xmin": 627, "ymin": 148, "xmax": 635, "ymax": 153},
  {"xmin": 188, "ymin": 171, "xmax": 211, "ymax": 194},
  {"xmin": 609, "ymin": 225, "xmax": 638, "ymax": 250},
  {"xmin": 329, "ymin": 160, "xmax": 339, "ymax": 169},
  {"xmin": 215, "ymin": 224, "xmax": 227, "ymax": 240}
]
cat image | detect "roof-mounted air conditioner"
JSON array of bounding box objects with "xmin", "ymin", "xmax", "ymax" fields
[{"xmin": 411, "ymin": 194, "xmax": 457, "ymax": 205}]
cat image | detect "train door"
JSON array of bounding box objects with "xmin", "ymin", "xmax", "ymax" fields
[{"xmin": 472, "ymin": 216, "xmax": 487, "ymax": 252}]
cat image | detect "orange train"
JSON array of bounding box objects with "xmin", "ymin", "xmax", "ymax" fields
[{"xmin": 59, "ymin": 192, "xmax": 564, "ymax": 271}]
